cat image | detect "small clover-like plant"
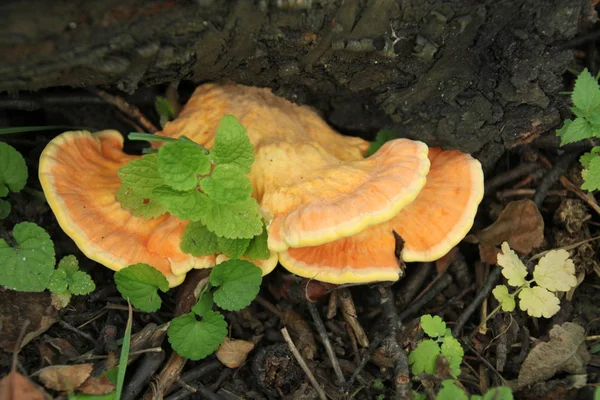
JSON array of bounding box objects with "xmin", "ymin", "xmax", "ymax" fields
[
  {"xmin": 434, "ymin": 380, "xmax": 514, "ymax": 400},
  {"xmin": 48, "ymin": 255, "xmax": 96, "ymax": 306},
  {"xmin": 117, "ymin": 115, "xmax": 267, "ymax": 261},
  {"xmin": 0, "ymin": 142, "xmax": 28, "ymax": 218},
  {"xmin": 408, "ymin": 315, "xmax": 464, "ymax": 378},
  {"xmin": 555, "ymin": 68, "xmax": 600, "ymax": 191},
  {"xmin": 492, "ymin": 242, "xmax": 577, "ymax": 318}
]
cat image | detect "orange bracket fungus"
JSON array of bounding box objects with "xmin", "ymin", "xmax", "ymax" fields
[{"xmin": 39, "ymin": 83, "xmax": 484, "ymax": 287}]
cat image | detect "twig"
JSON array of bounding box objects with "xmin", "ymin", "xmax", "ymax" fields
[
  {"xmin": 254, "ymin": 295, "xmax": 282, "ymax": 318},
  {"xmin": 452, "ymin": 267, "xmax": 502, "ymax": 337},
  {"xmin": 533, "ymin": 151, "xmax": 581, "ymax": 208},
  {"xmin": 167, "ymin": 360, "xmax": 222, "ymax": 395},
  {"xmin": 462, "ymin": 339, "xmax": 508, "ymax": 385},
  {"xmin": 306, "ymin": 301, "xmax": 346, "ymax": 384},
  {"xmin": 338, "ymin": 288, "xmax": 369, "ymax": 347},
  {"xmin": 90, "ymin": 88, "xmax": 159, "ymax": 133},
  {"xmin": 397, "ymin": 262, "xmax": 433, "ymax": 306},
  {"xmin": 497, "ymin": 188, "xmax": 567, "ymax": 200},
  {"xmin": 484, "ymin": 162, "xmax": 542, "ymax": 194},
  {"xmin": 281, "ymin": 327, "xmax": 327, "ymax": 400},
  {"xmin": 123, "ymin": 350, "xmax": 166, "ymax": 400},
  {"xmin": 58, "ymin": 320, "xmax": 97, "ymax": 344},
  {"xmin": 397, "ymin": 273, "xmax": 453, "ymax": 322},
  {"xmin": 165, "ymin": 381, "xmax": 224, "ymax": 400}
]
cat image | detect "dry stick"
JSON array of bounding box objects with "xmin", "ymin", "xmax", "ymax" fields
[
  {"xmin": 281, "ymin": 327, "xmax": 327, "ymax": 400},
  {"xmin": 58, "ymin": 320, "xmax": 97, "ymax": 344},
  {"xmin": 338, "ymin": 288, "xmax": 369, "ymax": 347},
  {"xmin": 484, "ymin": 162, "xmax": 542, "ymax": 194},
  {"xmin": 90, "ymin": 88, "xmax": 159, "ymax": 133},
  {"xmin": 378, "ymin": 286, "xmax": 410, "ymax": 400},
  {"xmin": 496, "ymin": 188, "xmax": 567, "ymax": 200},
  {"xmin": 462, "ymin": 339, "xmax": 508, "ymax": 386},
  {"xmin": 306, "ymin": 301, "xmax": 346, "ymax": 384},
  {"xmin": 397, "ymin": 262, "xmax": 433, "ymax": 306},
  {"xmin": 452, "ymin": 267, "xmax": 502, "ymax": 337},
  {"xmin": 123, "ymin": 350, "xmax": 166, "ymax": 400},
  {"xmin": 397, "ymin": 273, "xmax": 453, "ymax": 322},
  {"xmin": 533, "ymin": 151, "xmax": 581, "ymax": 208},
  {"xmin": 165, "ymin": 382, "xmax": 224, "ymax": 400}
]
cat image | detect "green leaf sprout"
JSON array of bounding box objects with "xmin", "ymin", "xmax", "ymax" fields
[
  {"xmin": 114, "ymin": 263, "xmax": 170, "ymax": 312},
  {"xmin": 0, "ymin": 142, "xmax": 28, "ymax": 218}
]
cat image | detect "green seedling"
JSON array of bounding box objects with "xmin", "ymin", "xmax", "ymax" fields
[
  {"xmin": 48, "ymin": 255, "xmax": 96, "ymax": 306},
  {"xmin": 0, "ymin": 142, "xmax": 28, "ymax": 218},
  {"xmin": 408, "ymin": 315, "xmax": 464, "ymax": 378},
  {"xmin": 556, "ymin": 68, "xmax": 600, "ymax": 191},
  {"xmin": 492, "ymin": 242, "xmax": 577, "ymax": 318}
]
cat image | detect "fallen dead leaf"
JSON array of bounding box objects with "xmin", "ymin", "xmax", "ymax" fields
[
  {"xmin": 0, "ymin": 290, "xmax": 59, "ymax": 352},
  {"xmin": 517, "ymin": 322, "xmax": 590, "ymax": 389},
  {"xmin": 216, "ymin": 337, "xmax": 255, "ymax": 368},
  {"xmin": 476, "ymin": 199, "xmax": 544, "ymax": 263},
  {"xmin": 77, "ymin": 374, "xmax": 115, "ymax": 395},
  {"xmin": 0, "ymin": 370, "xmax": 46, "ymax": 400},
  {"xmin": 38, "ymin": 363, "xmax": 94, "ymax": 392}
]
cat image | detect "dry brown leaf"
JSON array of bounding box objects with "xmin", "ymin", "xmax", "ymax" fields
[
  {"xmin": 77, "ymin": 374, "xmax": 115, "ymax": 395},
  {"xmin": 38, "ymin": 363, "xmax": 94, "ymax": 392},
  {"xmin": 517, "ymin": 322, "xmax": 590, "ymax": 389},
  {"xmin": 281, "ymin": 309, "xmax": 317, "ymax": 360},
  {"xmin": 0, "ymin": 290, "xmax": 59, "ymax": 352},
  {"xmin": 476, "ymin": 199, "xmax": 544, "ymax": 261},
  {"xmin": 216, "ymin": 337, "xmax": 255, "ymax": 368},
  {"xmin": 0, "ymin": 371, "xmax": 46, "ymax": 400}
]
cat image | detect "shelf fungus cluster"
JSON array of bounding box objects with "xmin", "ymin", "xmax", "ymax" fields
[{"xmin": 39, "ymin": 84, "xmax": 484, "ymax": 287}]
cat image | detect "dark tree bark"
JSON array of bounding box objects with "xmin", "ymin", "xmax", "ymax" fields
[{"xmin": 0, "ymin": 0, "xmax": 590, "ymax": 168}]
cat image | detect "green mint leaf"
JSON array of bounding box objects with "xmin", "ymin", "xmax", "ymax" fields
[
  {"xmin": 117, "ymin": 155, "xmax": 166, "ymax": 218},
  {"xmin": 212, "ymin": 115, "xmax": 254, "ymax": 173},
  {"xmin": 0, "ymin": 142, "xmax": 28, "ymax": 197},
  {"xmin": 408, "ymin": 339, "xmax": 440, "ymax": 375},
  {"xmin": 572, "ymin": 68, "xmax": 600, "ymax": 115},
  {"xmin": 180, "ymin": 221, "xmax": 220, "ymax": 256},
  {"xmin": 0, "ymin": 222, "xmax": 55, "ymax": 292},
  {"xmin": 153, "ymin": 185, "xmax": 208, "ymax": 221},
  {"xmin": 243, "ymin": 226, "xmax": 270, "ymax": 261},
  {"xmin": 47, "ymin": 268, "xmax": 69, "ymax": 294},
  {"xmin": 158, "ymin": 141, "xmax": 211, "ymax": 191},
  {"xmin": 559, "ymin": 118, "xmax": 595, "ymax": 145},
  {"xmin": 200, "ymin": 164, "xmax": 252, "ymax": 204},
  {"xmin": 483, "ymin": 387, "xmax": 514, "ymax": 400},
  {"xmin": 217, "ymin": 236, "xmax": 251, "ymax": 259},
  {"xmin": 580, "ymin": 147, "xmax": 600, "ymax": 169},
  {"xmin": 200, "ymin": 197, "xmax": 263, "ymax": 239},
  {"xmin": 555, "ymin": 119, "xmax": 572, "ymax": 139},
  {"xmin": 366, "ymin": 129, "xmax": 397, "ymax": 157},
  {"xmin": 210, "ymin": 259, "xmax": 262, "ymax": 311},
  {"xmin": 436, "ymin": 380, "xmax": 468, "ymax": 400},
  {"xmin": 114, "ymin": 263, "xmax": 170, "ymax": 312},
  {"xmin": 167, "ymin": 311, "xmax": 227, "ymax": 360},
  {"xmin": 116, "ymin": 186, "xmax": 166, "ymax": 218},
  {"xmin": 420, "ymin": 315, "xmax": 447, "ymax": 338},
  {"xmin": 0, "ymin": 199, "xmax": 10, "ymax": 219},
  {"xmin": 192, "ymin": 289, "xmax": 214, "ymax": 317},
  {"xmin": 582, "ymin": 155, "xmax": 600, "ymax": 191},
  {"xmin": 440, "ymin": 336, "xmax": 464, "ymax": 378}
]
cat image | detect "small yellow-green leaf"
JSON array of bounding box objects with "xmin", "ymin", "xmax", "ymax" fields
[
  {"xmin": 497, "ymin": 242, "xmax": 527, "ymax": 287},
  {"xmin": 212, "ymin": 115, "xmax": 254, "ymax": 173},
  {"xmin": 533, "ymin": 249, "xmax": 577, "ymax": 292},
  {"xmin": 518, "ymin": 286, "xmax": 560, "ymax": 318},
  {"xmin": 492, "ymin": 285, "xmax": 516, "ymax": 312},
  {"xmin": 408, "ymin": 339, "xmax": 440, "ymax": 375},
  {"xmin": 420, "ymin": 315, "xmax": 447, "ymax": 338}
]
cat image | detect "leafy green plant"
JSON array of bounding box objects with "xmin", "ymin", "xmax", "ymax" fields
[
  {"xmin": 492, "ymin": 242, "xmax": 577, "ymax": 318},
  {"xmin": 48, "ymin": 255, "xmax": 96, "ymax": 306},
  {"xmin": 117, "ymin": 114, "xmax": 268, "ymax": 260},
  {"xmin": 0, "ymin": 142, "xmax": 28, "ymax": 218},
  {"xmin": 556, "ymin": 68, "xmax": 600, "ymax": 191},
  {"xmin": 366, "ymin": 129, "xmax": 397, "ymax": 156},
  {"xmin": 435, "ymin": 380, "xmax": 514, "ymax": 400},
  {"xmin": 408, "ymin": 315, "xmax": 464, "ymax": 378},
  {"xmin": 115, "ymin": 259, "xmax": 262, "ymax": 360}
]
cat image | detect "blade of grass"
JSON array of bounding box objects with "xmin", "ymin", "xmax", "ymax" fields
[
  {"xmin": 0, "ymin": 126, "xmax": 95, "ymax": 135},
  {"xmin": 115, "ymin": 300, "xmax": 133, "ymax": 400}
]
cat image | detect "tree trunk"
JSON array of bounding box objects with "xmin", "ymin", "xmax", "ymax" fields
[{"xmin": 0, "ymin": 0, "xmax": 590, "ymax": 168}]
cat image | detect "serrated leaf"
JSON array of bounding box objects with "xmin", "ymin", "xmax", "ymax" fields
[
  {"xmin": 440, "ymin": 336, "xmax": 464, "ymax": 378},
  {"xmin": 492, "ymin": 285, "xmax": 516, "ymax": 312},
  {"xmin": 579, "ymin": 147, "xmax": 600, "ymax": 169},
  {"xmin": 572, "ymin": 68, "xmax": 600, "ymax": 115},
  {"xmin": 192, "ymin": 289, "xmax": 214, "ymax": 317},
  {"xmin": 497, "ymin": 242, "xmax": 528, "ymax": 287},
  {"xmin": 69, "ymin": 270, "xmax": 96, "ymax": 295},
  {"xmin": 436, "ymin": 380, "xmax": 468, "ymax": 400},
  {"xmin": 217, "ymin": 236, "xmax": 251, "ymax": 259},
  {"xmin": 167, "ymin": 311, "xmax": 227, "ymax": 360},
  {"xmin": 200, "ymin": 196, "xmax": 263, "ymax": 239},
  {"xmin": 420, "ymin": 315, "xmax": 447, "ymax": 338},
  {"xmin": 0, "ymin": 142, "xmax": 28, "ymax": 197},
  {"xmin": 180, "ymin": 221, "xmax": 220, "ymax": 256},
  {"xmin": 114, "ymin": 263, "xmax": 169, "ymax": 312},
  {"xmin": 47, "ymin": 268, "xmax": 69, "ymax": 293},
  {"xmin": 153, "ymin": 185, "xmax": 208, "ymax": 221},
  {"xmin": 158, "ymin": 141, "xmax": 211, "ymax": 191},
  {"xmin": 408, "ymin": 339, "xmax": 440, "ymax": 375},
  {"xmin": 533, "ymin": 249, "xmax": 577, "ymax": 292},
  {"xmin": 559, "ymin": 118, "xmax": 595, "ymax": 145},
  {"xmin": 366, "ymin": 129, "xmax": 397, "ymax": 157},
  {"xmin": 57, "ymin": 255, "xmax": 79, "ymax": 275},
  {"xmin": 0, "ymin": 222, "xmax": 55, "ymax": 292},
  {"xmin": 118, "ymin": 154, "xmax": 163, "ymax": 193},
  {"xmin": 483, "ymin": 387, "xmax": 514, "ymax": 400},
  {"xmin": 243, "ymin": 227, "xmax": 270, "ymax": 261},
  {"xmin": 210, "ymin": 259, "xmax": 262, "ymax": 311},
  {"xmin": 0, "ymin": 198, "xmax": 10, "ymax": 218},
  {"xmin": 518, "ymin": 286, "xmax": 560, "ymax": 318},
  {"xmin": 200, "ymin": 164, "xmax": 252, "ymax": 204},
  {"xmin": 116, "ymin": 186, "xmax": 166, "ymax": 218},
  {"xmin": 212, "ymin": 115, "xmax": 254, "ymax": 173},
  {"xmin": 582, "ymin": 155, "xmax": 600, "ymax": 191}
]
